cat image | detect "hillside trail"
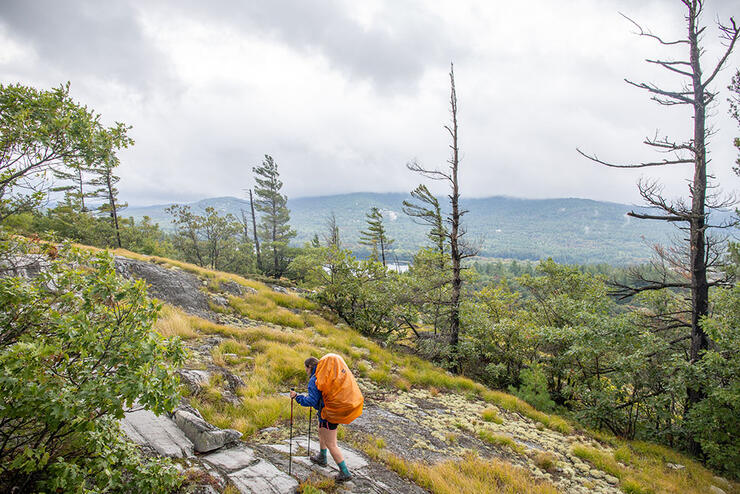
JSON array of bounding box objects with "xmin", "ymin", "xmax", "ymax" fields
[
  {"xmin": 113, "ymin": 255, "xmax": 732, "ymax": 494},
  {"xmin": 123, "ymin": 357, "xmax": 621, "ymax": 494}
]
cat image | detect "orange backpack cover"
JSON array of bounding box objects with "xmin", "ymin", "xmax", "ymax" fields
[{"xmin": 314, "ymin": 353, "xmax": 364, "ymax": 424}]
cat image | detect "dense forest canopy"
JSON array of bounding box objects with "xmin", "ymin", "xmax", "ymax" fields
[{"xmin": 124, "ymin": 193, "xmax": 709, "ymax": 265}]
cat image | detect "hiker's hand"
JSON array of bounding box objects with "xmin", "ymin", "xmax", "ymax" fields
[{"xmin": 290, "ymin": 390, "xmax": 297, "ymax": 399}]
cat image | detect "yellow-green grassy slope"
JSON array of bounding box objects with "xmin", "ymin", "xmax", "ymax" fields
[{"xmin": 110, "ymin": 248, "xmax": 735, "ymax": 494}]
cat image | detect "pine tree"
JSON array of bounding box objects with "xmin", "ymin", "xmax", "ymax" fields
[
  {"xmin": 52, "ymin": 163, "xmax": 94, "ymax": 212},
  {"xmin": 323, "ymin": 212, "xmax": 341, "ymax": 248},
  {"xmin": 359, "ymin": 207, "xmax": 394, "ymax": 267},
  {"xmin": 402, "ymin": 184, "xmax": 446, "ymax": 264},
  {"xmin": 403, "ymin": 184, "xmax": 450, "ymax": 335},
  {"xmin": 252, "ymin": 155, "xmax": 296, "ymax": 277},
  {"xmin": 90, "ymin": 156, "xmax": 126, "ymax": 248}
]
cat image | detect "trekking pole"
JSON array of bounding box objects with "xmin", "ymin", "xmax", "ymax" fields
[
  {"xmin": 307, "ymin": 407, "xmax": 312, "ymax": 458},
  {"xmin": 289, "ymin": 389, "xmax": 294, "ymax": 476}
]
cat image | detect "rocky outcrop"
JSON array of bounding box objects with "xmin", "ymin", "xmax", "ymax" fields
[
  {"xmin": 114, "ymin": 257, "xmax": 212, "ymax": 319},
  {"xmin": 204, "ymin": 446, "xmax": 298, "ymax": 494},
  {"xmin": 178, "ymin": 369, "xmax": 212, "ymax": 394},
  {"xmin": 219, "ymin": 280, "xmax": 247, "ymax": 296},
  {"xmin": 256, "ymin": 438, "xmax": 427, "ymax": 494},
  {"xmin": 120, "ymin": 408, "xmax": 194, "ymax": 458},
  {"xmin": 119, "ymin": 403, "xmax": 424, "ymax": 493},
  {"xmin": 174, "ymin": 410, "xmax": 242, "ymax": 453},
  {"xmin": 0, "ymin": 253, "xmax": 50, "ymax": 279}
]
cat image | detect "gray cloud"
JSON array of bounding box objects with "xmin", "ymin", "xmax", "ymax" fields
[
  {"xmin": 173, "ymin": 0, "xmax": 462, "ymax": 91},
  {"xmin": 0, "ymin": 0, "xmax": 173, "ymax": 90},
  {"xmin": 0, "ymin": 0, "xmax": 737, "ymax": 208}
]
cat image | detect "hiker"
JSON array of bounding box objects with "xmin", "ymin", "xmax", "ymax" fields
[{"xmin": 290, "ymin": 355, "xmax": 362, "ymax": 482}]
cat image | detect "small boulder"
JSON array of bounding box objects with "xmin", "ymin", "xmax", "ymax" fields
[
  {"xmin": 710, "ymin": 486, "xmax": 727, "ymax": 494},
  {"xmin": 121, "ymin": 408, "xmax": 194, "ymax": 458},
  {"xmin": 174, "ymin": 410, "xmax": 242, "ymax": 453},
  {"xmin": 666, "ymin": 463, "xmax": 685, "ymax": 470},
  {"xmin": 178, "ymin": 369, "xmax": 211, "ymax": 393},
  {"xmin": 214, "ymin": 366, "xmax": 245, "ymax": 393},
  {"xmin": 219, "ymin": 280, "xmax": 244, "ymax": 296}
]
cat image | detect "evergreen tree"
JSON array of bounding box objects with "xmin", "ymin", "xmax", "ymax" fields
[
  {"xmin": 252, "ymin": 155, "xmax": 296, "ymax": 277},
  {"xmin": 359, "ymin": 207, "xmax": 394, "ymax": 267},
  {"xmin": 403, "ymin": 185, "xmax": 450, "ymax": 336},
  {"xmin": 323, "ymin": 212, "xmax": 341, "ymax": 248},
  {"xmin": 52, "ymin": 162, "xmax": 94, "ymax": 213},
  {"xmin": 89, "ymin": 155, "xmax": 126, "ymax": 248},
  {"xmin": 402, "ymin": 184, "xmax": 446, "ymax": 264}
]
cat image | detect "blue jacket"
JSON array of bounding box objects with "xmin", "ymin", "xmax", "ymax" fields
[{"xmin": 295, "ymin": 372, "xmax": 323, "ymax": 413}]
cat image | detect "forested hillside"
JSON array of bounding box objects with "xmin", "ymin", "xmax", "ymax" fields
[{"xmin": 126, "ymin": 193, "xmax": 710, "ymax": 265}]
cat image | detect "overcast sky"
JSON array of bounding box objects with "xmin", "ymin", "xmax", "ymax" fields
[{"xmin": 1, "ymin": 0, "xmax": 738, "ymax": 206}]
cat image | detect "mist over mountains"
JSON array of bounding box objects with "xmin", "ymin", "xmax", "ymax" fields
[{"xmin": 126, "ymin": 192, "xmax": 711, "ymax": 265}]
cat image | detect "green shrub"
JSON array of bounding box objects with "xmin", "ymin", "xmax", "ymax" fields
[
  {"xmin": 0, "ymin": 240, "xmax": 185, "ymax": 492},
  {"xmin": 509, "ymin": 365, "xmax": 556, "ymax": 413}
]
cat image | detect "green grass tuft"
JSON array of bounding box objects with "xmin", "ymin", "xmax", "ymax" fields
[
  {"xmin": 478, "ymin": 430, "xmax": 526, "ymax": 455},
  {"xmin": 481, "ymin": 408, "xmax": 503, "ymax": 424}
]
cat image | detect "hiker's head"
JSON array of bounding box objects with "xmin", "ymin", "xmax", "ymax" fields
[{"xmin": 304, "ymin": 357, "xmax": 319, "ymax": 376}]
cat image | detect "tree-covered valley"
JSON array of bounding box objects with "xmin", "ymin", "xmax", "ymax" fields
[{"xmin": 123, "ymin": 192, "xmax": 715, "ymax": 265}]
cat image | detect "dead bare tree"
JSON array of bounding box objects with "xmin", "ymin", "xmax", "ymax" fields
[
  {"xmin": 731, "ymin": 69, "xmax": 740, "ymax": 175},
  {"xmin": 577, "ymin": 0, "xmax": 738, "ymax": 456},
  {"xmin": 408, "ymin": 63, "xmax": 477, "ymax": 358},
  {"xmin": 323, "ymin": 212, "xmax": 341, "ymax": 248}
]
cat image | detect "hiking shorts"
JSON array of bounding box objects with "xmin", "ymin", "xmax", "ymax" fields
[{"xmin": 318, "ymin": 416, "xmax": 338, "ymax": 430}]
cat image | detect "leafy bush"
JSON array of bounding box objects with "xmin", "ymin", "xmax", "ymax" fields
[
  {"xmin": 311, "ymin": 247, "xmax": 416, "ymax": 340},
  {"xmin": 509, "ymin": 365, "xmax": 556, "ymax": 413},
  {"xmin": 0, "ymin": 238, "xmax": 185, "ymax": 492},
  {"xmin": 685, "ymin": 281, "xmax": 740, "ymax": 478}
]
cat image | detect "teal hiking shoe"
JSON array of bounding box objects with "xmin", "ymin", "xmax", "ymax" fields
[
  {"xmin": 335, "ymin": 470, "xmax": 353, "ymax": 483},
  {"xmin": 310, "ymin": 453, "xmax": 328, "ymax": 467}
]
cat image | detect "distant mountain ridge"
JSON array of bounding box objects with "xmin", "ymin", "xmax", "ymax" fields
[{"xmin": 125, "ymin": 193, "xmax": 715, "ymax": 265}]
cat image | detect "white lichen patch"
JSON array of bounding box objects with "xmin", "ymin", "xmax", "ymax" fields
[{"xmin": 363, "ymin": 385, "xmax": 623, "ymax": 494}]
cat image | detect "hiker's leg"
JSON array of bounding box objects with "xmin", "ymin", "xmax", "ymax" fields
[
  {"xmin": 318, "ymin": 425, "xmax": 327, "ymax": 450},
  {"xmin": 324, "ymin": 427, "xmax": 344, "ymax": 464},
  {"xmin": 313, "ymin": 422, "xmax": 329, "ymax": 464}
]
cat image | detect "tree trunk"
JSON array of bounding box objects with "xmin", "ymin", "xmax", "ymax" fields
[
  {"xmin": 240, "ymin": 209, "xmax": 250, "ymax": 243},
  {"xmin": 448, "ymin": 66, "xmax": 461, "ymax": 351},
  {"xmin": 78, "ymin": 167, "xmax": 86, "ymax": 212},
  {"xmin": 686, "ymin": 5, "xmax": 710, "ymax": 455},
  {"xmin": 106, "ymin": 172, "xmax": 121, "ymax": 248},
  {"xmin": 380, "ymin": 234, "xmax": 386, "ymax": 267},
  {"xmin": 272, "ymin": 196, "xmax": 278, "ymax": 276},
  {"xmin": 249, "ymin": 189, "xmax": 261, "ymax": 269}
]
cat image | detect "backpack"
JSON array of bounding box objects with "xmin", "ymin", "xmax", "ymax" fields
[{"xmin": 314, "ymin": 353, "xmax": 364, "ymax": 424}]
